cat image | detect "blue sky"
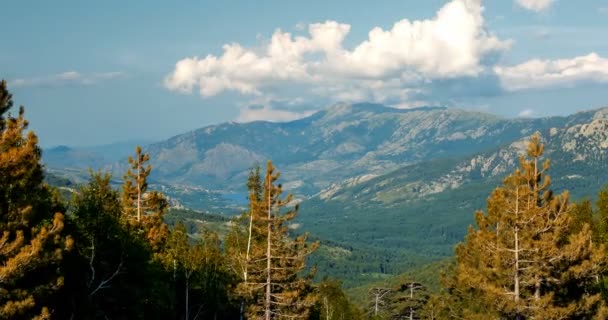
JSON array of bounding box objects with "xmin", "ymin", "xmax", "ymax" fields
[{"xmin": 2, "ymin": 0, "xmax": 608, "ymax": 147}]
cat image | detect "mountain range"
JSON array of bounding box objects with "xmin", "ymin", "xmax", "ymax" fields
[{"xmin": 44, "ymin": 103, "xmax": 608, "ymax": 283}]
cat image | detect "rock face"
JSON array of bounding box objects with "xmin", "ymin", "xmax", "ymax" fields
[
  {"xmin": 141, "ymin": 103, "xmax": 574, "ymax": 194},
  {"xmin": 312, "ymin": 108, "xmax": 608, "ymax": 206}
]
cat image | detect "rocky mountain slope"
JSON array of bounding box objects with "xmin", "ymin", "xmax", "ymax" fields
[
  {"xmin": 141, "ymin": 103, "xmax": 568, "ymax": 196},
  {"xmin": 298, "ymin": 107, "xmax": 608, "ymax": 280},
  {"xmin": 44, "ymin": 103, "xmax": 608, "ymax": 282}
]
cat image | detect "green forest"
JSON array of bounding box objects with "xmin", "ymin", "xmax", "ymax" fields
[{"xmin": 3, "ymin": 74, "xmax": 608, "ymax": 320}]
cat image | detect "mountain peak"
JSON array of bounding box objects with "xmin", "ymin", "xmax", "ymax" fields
[{"xmin": 315, "ymin": 102, "xmax": 447, "ymax": 123}]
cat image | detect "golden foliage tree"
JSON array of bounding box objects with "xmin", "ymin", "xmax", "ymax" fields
[
  {"xmin": 451, "ymin": 134, "xmax": 608, "ymax": 319},
  {"xmin": 121, "ymin": 146, "xmax": 168, "ymax": 251},
  {"xmin": 0, "ymin": 80, "xmax": 71, "ymax": 319},
  {"xmin": 229, "ymin": 161, "xmax": 319, "ymax": 319}
]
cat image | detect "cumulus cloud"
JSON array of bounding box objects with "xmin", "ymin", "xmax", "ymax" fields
[
  {"xmin": 518, "ymin": 108, "xmax": 535, "ymax": 117},
  {"xmin": 165, "ymin": 0, "xmax": 510, "ymax": 106},
  {"xmin": 494, "ymin": 53, "xmax": 608, "ymax": 91},
  {"xmin": 515, "ymin": 0, "xmax": 554, "ymax": 12},
  {"xmin": 236, "ymin": 105, "xmax": 316, "ymax": 123},
  {"xmin": 11, "ymin": 71, "xmax": 124, "ymax": 88}
]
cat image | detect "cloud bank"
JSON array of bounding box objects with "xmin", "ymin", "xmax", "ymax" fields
[
  {"xmin": 495, "ymin": 53, "xmax": 608, "ymax": 91},
  {"xmin": 165, "ymin": 0, "xmax": 608, "ymax": 121},
  {"xmin": 12, "ymin": 71, "xmax": 124, "ymax": 88},
  {"xmin": 515, "ymin": 0, "xmax": 554, "ymax": 12},
  {"xmin": 165, "ymin": 0, "xmax": 509, "ymax": 104}
]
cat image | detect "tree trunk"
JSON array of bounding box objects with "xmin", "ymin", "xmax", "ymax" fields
[
  {"xmin": 185, "ymin": 276, "xmax": 190, "ymax": 320},
  {"xmin": 374, "ymin": 294, "xmax": 379, "ymax": 317},
  {"xmin": 265, "ymin": 175, "xmax": 272, "ymax": 320},
  {"xmin": 137, "ymin": 156, "xmax": 141, "ymax": 221}
]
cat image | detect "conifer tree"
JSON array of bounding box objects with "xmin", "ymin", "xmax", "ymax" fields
[
  {"xmin": 387, "ymin": 281, "xmax": 429, "ymax": 320},
  {"xmin": 0, "ymin": 80, "xmax": 71, "ymax": 319},
  {"xmin": 310, "ymin": 278, "xmax": 363, "ymax": 320},
  {"xmin": 61, "ymin": 171, "xmax": 172, "ymax": 319},
  {"xmin": 227, "ymin": 165, "xmax": 265, "ymax": 319},
  {"xmin": 451, "ymin": 134, "xmax": 608, "ymax": 319},
  {"xmin": 121, "ymin": 146, "xmax": 168, "ymax": 251},
  {"xmin": 162, "ymin": 223, "xmax": 235, "ymax": 319},
  {"xmin": 232, "ymin": 161, "xmax": 319, "ymax": 319}
]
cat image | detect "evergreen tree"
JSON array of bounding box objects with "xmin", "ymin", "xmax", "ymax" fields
[
  {"xmin": 367, "ymin": 287, "xmax": 392, "ymax": 319},
  {"xmin": 226, "ymin": 165, "xmax": 265, "ymax": 319},
  {"xmin": 232, "ymin": 161, "xmax": 319, "ymax": 319},
  {"xmin": 0, "ymin": 80, "xmax": 71, "ymax": 319},
  {"xmin": 61, "ymin": 172, "xmax": 171, "ymax": 319},
  {"xmin": 121, "ymin": 146, "xmax": 168, "ymax": 252},
  {"xmin": 161, "ymin": 222, "xmax": 235, "ymax": 319},
  {"xmin": 387, "ymin": 282, "xmax": 429, "ymax": 320},
  {"xmin": 310, "ymin": 278, "xmax": 363, "ymax": 320},
  {"xmin": 451, "ymin": 134, "xmax": 608, "ymax": 319}
]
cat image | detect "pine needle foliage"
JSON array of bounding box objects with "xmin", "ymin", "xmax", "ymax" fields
[
  {"xmin": 229, "ymin": 161, "xmax": 319, "ymax": 319},
  {"xmin": 451, "ymin": 134, "xmax": 608, "ymax": 319},
  {"xmin": 121, "ymin": 146, "xmax": 168, "ymax": 252},
  {"xmin": 0, "ymin": 80, "xmax": 71, "ymax": 319}
]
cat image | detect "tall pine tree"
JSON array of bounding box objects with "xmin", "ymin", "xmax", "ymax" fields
[
  {"xmin": 451, "ymin": 134, "xmax": 608, "ymax": 319},
  {"xmin": 0, "ymin": 80, "xmax": 71, "ymax": 319},
  {"xmin": 121, "ymin": 146, "xmax": 168, "ymax": 252},
  {"xmin": 231, "ymin": 161, "xmax": 319, "ymax": 319}
]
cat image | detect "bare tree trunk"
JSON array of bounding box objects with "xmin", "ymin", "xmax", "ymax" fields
[
  {"xmin": 137, "ymin": 156, "xmax": 141, "ymax": 221},
  {"xmin": 265, "ymin": 175, "xmax": 272, "ymax": 320},
  {"xmin": 241, "ymin": 194, "xmax": 255, "ymax": 320},
  {"xmin": 185, "ymin": 276, "xmax": 190, "ymax": 320},
  {"xmin": 534, "ymin": 277, "xmax": 540, "ymax": 300},
  {"xmin": 514, "ymin": 226, "xmax": 520, "ymax": 303},
  {"xmin": 374, "ymin": 294, "xmax": 379, "ymax": 317},
  {"xmin": 514, "ymin": 187, "xmax": 521, "ymax": 317}
]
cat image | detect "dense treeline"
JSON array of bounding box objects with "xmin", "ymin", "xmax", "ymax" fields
[{"xmin": 4, "ymin": 77, "xmax": 608, "ymax": 319}]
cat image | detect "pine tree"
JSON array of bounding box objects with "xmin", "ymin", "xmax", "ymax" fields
[
  {"xmin": 451, "ymin": 134, "xmax": 608, "ymax": 319},
  {"xmin": 162, "ymin": 223, "xmax": 235, "ymax": 319},
  {"xmin": 227, "ymin": 165, "xmax": 265, "ymax": 319},
  {"xmin": 232, "ymin": 161, "xmax": 319, "ymax": 319},
  {"xmin": 310, "ymin": 278, "xmax": 363, "ymax": 320},
  {"xmin": 121, "ymin": 146, "xmax": 168, "ymax": 251},
  {"xmin": 367, "ymin": 287, "xmax": 392, "ymax": 319},
  {"xmin": 61, "ymin": 172, "xmax": 170, "ymax": 319},
  {"xmin": 0, "ymin": 80, "xmax": 71, "ymax": 319},
  {"xmin": 387, "ymin": 281, "xmax": 429, "ymax": 320}
]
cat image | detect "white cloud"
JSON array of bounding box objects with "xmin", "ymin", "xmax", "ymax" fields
[
  {"xmin": 235, "ymin": 106, "xmax": 316, "ymax": 123},
  {"xmin": 165, "ymin": 0, "xmax": 510, "ymax": 106},
  {"xmin": 534, "ymin": 29, "xmax": 550, "ymax": 39},
  {"xmin": 12, "ymin": 71, "xmax": 124, "ymax": 88},
  {"xmin": 515, "ymin": 0, "xmax": 554, "ymax": 12},
  {"xmin": 495, "ymin": 53, "xmax": 608, "ymax": 91},
  {"xmin": 518, "ymin": 108, "xmax": 535, "ymax": 117}
]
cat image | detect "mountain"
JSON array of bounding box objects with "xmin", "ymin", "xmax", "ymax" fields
[
  {"xmin": 299, "ymin": 107, "xmax": 608, "ymax": 283},
  {"xmin": 43, "ymin": 140, "xmax": 152, "ymax": 170},
  {"xmin": 142, "ymin": 103, "xmax": 567, "ymax": 197},
  {"xmin": 45, "ymin": 102, "xmax": 608, "ymax": 284}
]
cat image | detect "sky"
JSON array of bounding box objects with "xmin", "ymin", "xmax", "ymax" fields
[{"xmin": 2, "ymin": 0, "xmax": 608, "ymax": 147}]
